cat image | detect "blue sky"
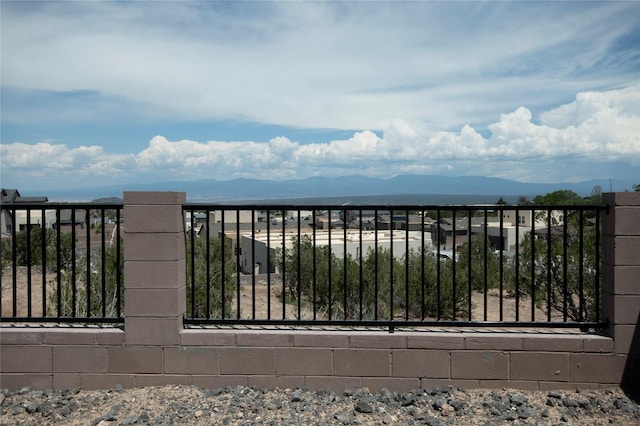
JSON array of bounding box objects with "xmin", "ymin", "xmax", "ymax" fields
[{"xmin": 1, "ymin": 1, "xmax": 639, "ymax": 192}]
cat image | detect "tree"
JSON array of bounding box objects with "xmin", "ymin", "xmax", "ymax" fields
[
  {"xmin": 532, "ymin": 189, "xmax": 584, "ymax": 205},
  {"xmin": 186, "ymin": 235, "xmax": 236, "ymax": 319},
  {"xmin": 280, "ymin": 235, "xmax": 467, "ymax": 321},
  {"xmin": 633, "ymin": 183, "xmax": 640, "ymax": 192}
]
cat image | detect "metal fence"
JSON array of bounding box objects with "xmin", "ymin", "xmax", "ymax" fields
[
  {"xmin": 184, "ymin": 204, "xmax": 608, "ymax": 330},
  {"xmin": 0, "ymin": 203, "xmax": 124, "ymax": 324}
]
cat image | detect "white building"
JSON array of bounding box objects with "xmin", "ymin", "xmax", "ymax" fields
[{"xmin": 240, "ymin": 230, "xmax": 433, "ymax": 274}]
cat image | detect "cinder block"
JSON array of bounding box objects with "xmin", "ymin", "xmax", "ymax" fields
[
  {"xmin": 53, "ymin": 374, "xmax": 82, "ymax": 389},
  {"xmin": 361, "ymin": 377, "xmax": 420, "ymax": 393},
  {"xmin": 615, "ymin": 237, "xmax": 640, "ymax": 266},
  {"xmin": 248, "ymin": 375, "xmax": 305, "ymax": 390},
  {"xmin": 523, "ymin": 335, "xmax": 583, "ymax": 352},
  {"xmin": 125, "ymin": 288, "xmax": 185, "ymax": 317},
  {"xmin": 135, "ymin": 374, "xmax": 192, "ymax": 387},
  {"xmin": 334, "ymin": 349, "xmax": 390, "ymax": 377},
  {"xmin": 511, "ymin": 352, "xmax": 569, "ymax": 381},
  {"xmin": 124, "ymin": 233, "xmax": 185, "ymax": 262},
  {"xmin": 180, "ymin": 330, "xmax": 237, "ymax": 346},
  {"xmin": 569, "ymin": 353, "xmax": 627, "ymax": 383},
  {"xmin": 125, "ymin": 205, "xmax": 185, "ymax": 233},
  {"xmin": 304, "ymin": 376, "xmax": 362, "ymax": 392},
  {"xmin": 610, "ymin": 192, "xmax": 640, "ymax": 207},
  {"xmin": 164, "ymin": 347, "xmax": 219, "ymax": 375},
  {"xmin": 124, "ymin": 317, "xmax": 182, "ymax": 346},
  {"xmin": 613, "ymin": 325, "xmax": 638, "ymax": 354},
  {"xmin": 292, "ymin": 332, "xmax": 350, "ymax": 347},
  {"xmin": 613, "ymin": 296, "xmax": 640, "ymax": 325},
  {"xmin": 53, "ymin": 346, "xmax": 107, "ymax": 373},
  {"xmin": 392, "ymin": 350, "xmax": 449, "ymax": 378},
  {"xmin": 192, "ymin": 375, "xmax": 247, "ymax": 389},
  {"xmin": 0, "ymin": 330, "xmax": 41, "ymax": 345},
  {"xmin": 539, "ymin": 381, "xmax": 599, "ymax": 391},
  {"xmin": 451, "ymin": 351, "xmax": 508, "ymax": 380},
  {"xmin": 108, "ymin": 346, "xmax": 163, "ymax": 374},
  {"xmin": 123, "ymin": 191, "xmax": 186, "ymax": 206},
  {"xmin": 1, "ymin": 346, "xmax": 51, "ymax": 372},
  {"xmin": 407, "ymin": 334, "xmax": 465, "ymax": 350},
  {"xmin": 614, "ymin": 206, "xmax": 640, "ymax": 236},
  {"xmin": 614, "ymin": 266, "xmax": 640, "ymax": 295},
  {"xmin": 465, "ymin": 335, "xmax": 523, "ymax": 350},
  {"xmin": 97, "ymin": 329, "xmax": 125, "ymax": 346},
  {"xmin": 350, "ymin": 334, "xmax": 407, "ymax": 349},
  {"xmin": 276, "ymin": 348, "xmax": 333, "ymax": 376},
  {"xmin": 236, "ymin": 332, "xmax": 292, "ymax": 347},
  {"xmin": 220, "ymin": 348, "xmax": 275, "ymax": 375},
  {"xmin": 582, "ymin": 336, "xmax": 614, "ymax": 353},
  {"xmin": 125, "ymin": 260, "xmax": 186, "ymax": 289},
  {"xmin": 80, "ymin": 374, "xmax": 135, "ymax": 390},
  {"xmin": 421, "ymin": 378, "xmax": 480, "ymax": 390},
  {"xmin": 478, "ymin": 380, "xmax": 540, "ymax": 391},
  {"xmin": 42, "ymin": 329, "xmax": 98, "ymax": 345},
  {"xmin": 0, "ymin": 374, "xmax": 52, "ymax": 390}
]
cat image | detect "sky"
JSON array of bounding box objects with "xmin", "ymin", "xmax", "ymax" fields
[{"xmin": 1, "ymin": 1, "xmax": 639, "ymax": 192}]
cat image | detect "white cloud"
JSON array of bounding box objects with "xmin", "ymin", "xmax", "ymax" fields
[{"xmin": 2, "ymin": 85, "xmax": 638, "ymax": 189}]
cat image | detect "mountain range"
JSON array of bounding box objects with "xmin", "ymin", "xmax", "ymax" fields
[{"xmin": 35, "ymin": 175, "xmax": 637, "ymax": 203}]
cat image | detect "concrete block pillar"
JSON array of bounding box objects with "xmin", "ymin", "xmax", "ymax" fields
[
  {"xmin": 602, "ymin": 192, "xmax": 640, "ymax": 386},
  {"xmin": 123, "ymin": 192, "xmax": 187, "ymax": 345}
]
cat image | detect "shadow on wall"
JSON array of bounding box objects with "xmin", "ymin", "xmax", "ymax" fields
[{"xmin": 622, "ymin": 308, "xmax": 640, "ymax": 401}]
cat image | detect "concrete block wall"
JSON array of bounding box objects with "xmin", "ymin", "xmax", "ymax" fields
[{"xmin": 1, "ymin": 192, "xmax": 638, "ymax": 391}]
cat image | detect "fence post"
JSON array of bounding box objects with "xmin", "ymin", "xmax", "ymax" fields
[
  {"xmin": 123, "ymin": 192, "xmax": 186, "ymax": 346},
  {"xmin": 602, "ymin": 192, "xmax": 640, "ymax": 385}
]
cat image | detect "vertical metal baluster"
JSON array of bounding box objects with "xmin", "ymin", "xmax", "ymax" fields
[
  {"xmin": 101, "ymin": 209, "xmax": 106, "ymax": 318},
  {"xmin": 563, "ymin": 210, "xmax": 569, "ymax": 322},
  {"xmin": 436, "ymin": 208, "xmax": 441, "ymax": 321},
  {"xmin": 514, "ymin": 206, "xmax": 520, "ymax": 322},
  {"xmin": 328, "ymin": 208, "xmax": 332, "ymax": 321},
  {"xmin": 421, "ymin": 209, "xmax": 425, "ymax": 321},
  {"xmin": 71, "ymin": 209, "xmax": 77, "ymax": 317},
  {"xmin": 359, "ymin": 209, "xmax": 363, "ymax": 321},
  {"xmin": 499, "ymin": 208, "xmax": 504, "ymax": 322},
  {"xmin": 530, "ymin": 208, "xmax": 536, "ymax": 322},
  {"xmin": 56, "ymin": 209, "xmax": 62, "ymax": 317},
  {"xmin": 190, "ymin": 210, "xmax": 196, "ymax": 318},
  {"xmin": 579, "ymin": 209, "xmax": 585, "ymax": 321},
  {"xmin": 343, "ymin": 209, "xmax": 348, "ymax": 320},
  {"xmin": 281, "ymin": 209, "xmax": 286, "ymax": 320},
  {"xmin": 116, "ymin": 209, "xmax": 122, "ymax": 318},
  {"xmin": 298, "ymin": 209, "xmax": 302, "ymax": 320},
  {"xmin": 221, "ymin": 210, "xmax": 226, "ymax": 319},
  {"xmin": 390, "ymin": 209, "xmax": 394, "ymax": 322},
  {"xmin": 312, "ymin": 209, "xmax": 317, "ymax": 321},
  {"xmin": 27, "ymin": 208, "xmax": 32, "ymax": 317},
  {"xmin": 253, "ymin": 210, "xmax": 257, "ymax": 320},
  {"xmin": 483, "ymin": 209, "xmax": 488, "ymax": 322},
  {"xmin": 452, "ymin": 209, "xmax": 456, "ymax": 321},
  {"xmin": 374, "ymin": 209, "xmax": 379, "ymax": 320},
  {"xmin": 42, "ymin": 208, "xmax": 48, "ymax": 317},
  {"xmin": 467, "ymin": 210, "xmax": 472, "ymax": 321},
  {"xmin": 595, "ymin": 207, "xmax": 601, "ymax": 324},
  {"xmin": 266, "ymin": 209, "xmax": 271, "ymax": 320},
  {"xmin": 546, "ymin": 209, "xmax": 552, "ymax": 322},
  {"xmin": 86, "ymin": 209, "xmax": 91, "ymax": 318},
  {"xmin": 206, "ymin": 210, "xmax": 211, "ymax": 319},
  {"xmin": 236, "ymin": 210, "xmax": 241, "ymax": 320},
  {"xmin": 405, "ymin": 208, "xmax": 409, "ymax": 321}
]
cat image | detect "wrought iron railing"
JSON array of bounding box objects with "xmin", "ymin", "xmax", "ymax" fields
[
  {"xmin": 184, "ymin": 204, "xmax": 608, "ymax": 330},
  {"xmin": 0, "ymin": 203, "xmax": 124, "ymax": 324}
]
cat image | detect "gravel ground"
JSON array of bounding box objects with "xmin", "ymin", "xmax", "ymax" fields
[{"xmin": 2, "ymin": 385, "xmax": 639, "ymax": 425}]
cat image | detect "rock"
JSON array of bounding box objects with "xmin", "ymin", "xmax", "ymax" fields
[
  {"xmin": 354, "ymin": 401, "xmax": 373, "ymax": 414},
  {"xmin": 509, "ymin": 393, "xmax": 528, "ymax": 406}
]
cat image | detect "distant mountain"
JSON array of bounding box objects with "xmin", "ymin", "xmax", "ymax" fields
[{"xmin": 39, "ymin": 175, "xmax": 636, "ymax": 202}]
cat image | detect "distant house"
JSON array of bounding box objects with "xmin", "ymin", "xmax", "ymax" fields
[{"xmin": 0, "ymin": 189, "xmax": 49, "ymax": 235}]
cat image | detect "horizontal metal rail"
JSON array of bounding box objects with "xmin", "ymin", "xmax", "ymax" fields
[
  {"xmin": 0, "ymin": 203, "xmax": 124, "ymax": 324},
  {"xmin": 184, "ymin": 204, "xmax": 608, "ymax": 330}
]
